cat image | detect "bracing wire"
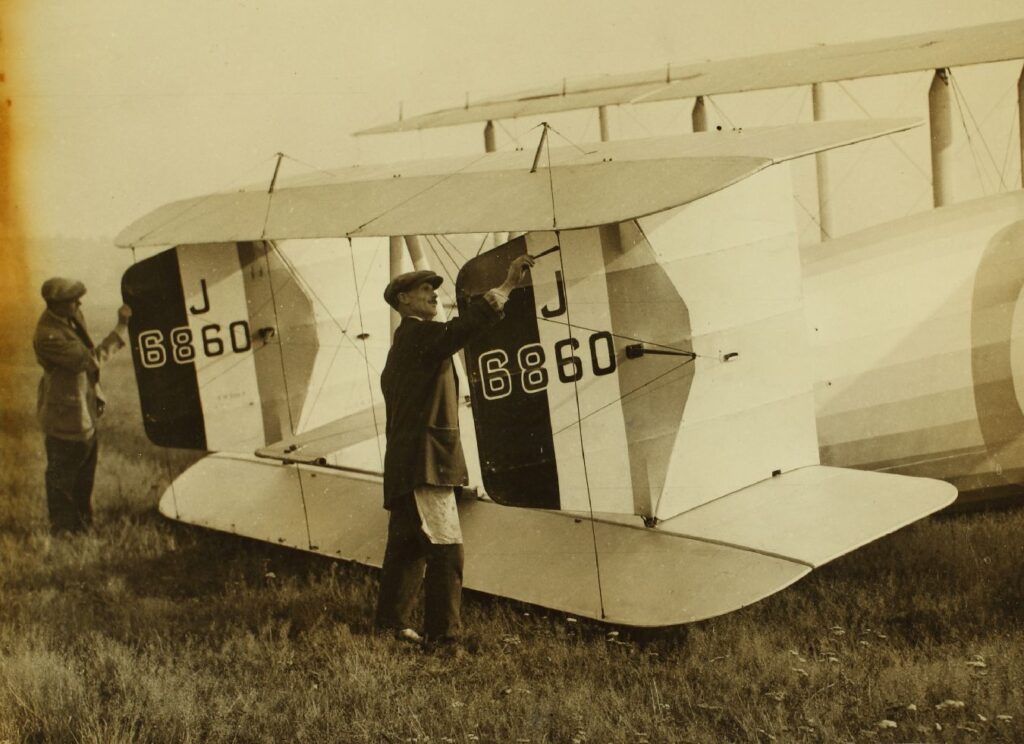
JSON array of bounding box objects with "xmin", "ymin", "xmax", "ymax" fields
[
  {"xmin": 129, "ymin": 154, "xmax": 280, "ymax": 247},
  {"xmin": 346, "ymin": 237, "xmax": 385, "ymax": 469},
  {"xmin": 706, "ymin": 96, "xmax": 735, "ymax": 129},
  {"xmin": 538, "ymin": 123, "xmax": 606, "ymax": 618},
  {"xmin": 620, "ymin": 104, "xmax": 655, "ymax": 137},
  {"xmin": 835, "ymin": 79, "xmax": 931, "ymax": 184},
  {"xmin": 948, "ymin": 73, "xmax": 993, "ymax": 196},
  {"xmin": 260, "ymin": 241, "xmax": 315, "ymax": 549},
  {"xmin": 759, "ymin": 85, "xmax": 803, "ymax": 128},
  {"xmin": 438, "ymin": 233, "xmax": 469, "ymax": 264},
  {"xmin": 793, "ymin": 194, "xmax": 832, "ymax": 241},
  {"xmin": 423, "ymin": 235, "xmax": 461, "ymax": 288},
  {"xmin": 269, "ymin": 243, "xmax": 385, "ymax": 425},
  {"xmin": 950, "ymin": 70, "xmax": 1010, "ymax": 192},
  {"xmin": 474, "ymin": 232, "xmax": 492, "ymax": 257},
  {"xmin": 495, "ymin": 118, "xmax": 527, "ymax": 149},
  {"xmin": 349, "ymin": 124, "xmax": 544, "ymax": 236},
  {"xmin": 256, "ymin": 251, "xmax": 308, "ymax": 400},
  {"xmin": 545, "ymin": 124, "xmax": 598, "ymax": 156},
  {"xmin": 996, "ymin": 103, "xmax": 1019, "ymax": 188},
  {"xmin": 341, "ymin": 245, "xmax": 388, "ymax": 336},
  {"xmin": 550, "ymin": 356, "xmax": 696, "ymax": 439}
]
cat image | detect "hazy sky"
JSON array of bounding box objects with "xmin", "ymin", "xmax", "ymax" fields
[{"xmin": 4, "ymin": 0, "xmax": 1023, "ymax": 298}]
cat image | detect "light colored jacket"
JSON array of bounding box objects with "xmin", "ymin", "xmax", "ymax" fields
[{"xmin": 34, "ymin": 309, "xmax": 126, "ymax": 441}]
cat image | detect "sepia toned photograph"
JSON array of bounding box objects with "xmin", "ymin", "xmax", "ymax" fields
[{"xmin": 1, "ymin": 1, "xmax": 1023, "ymax": 741}]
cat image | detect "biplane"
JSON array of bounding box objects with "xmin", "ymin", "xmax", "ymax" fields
[{"xmin": 117, "ymin": 20, "xmax": 1023, "ymax": 626}]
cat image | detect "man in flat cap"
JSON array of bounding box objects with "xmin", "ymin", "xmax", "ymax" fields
[
  {"xmin": 376, "ymin": 255, "xmax": 533, "ymax": 654},
  {"xmin": 34, "ymin": 277, "xmax": 132, "ymax": 533}
]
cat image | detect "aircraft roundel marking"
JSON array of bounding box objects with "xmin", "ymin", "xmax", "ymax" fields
[{"xmin": 970, "ymin": 218, "xmax": 1024, "ymax": 484}]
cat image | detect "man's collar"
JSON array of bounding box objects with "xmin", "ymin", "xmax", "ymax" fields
[{"xmin": 45, "ymin": 308, "xmax": 73, "ymax": 327}]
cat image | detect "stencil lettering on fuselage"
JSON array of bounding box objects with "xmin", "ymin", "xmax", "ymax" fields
[
  {"xmin": 176, "ymin": 244, "xmax": 265, "ymax": 451},
  {"xmin": 122, "ymin": 247, "xmax": 206, "ymax": 449},
  {"xmin": 458, "ymin": 226, "xmax": 693, "ymax": 516}
]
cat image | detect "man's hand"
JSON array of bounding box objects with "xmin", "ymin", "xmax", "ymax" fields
[
  {"xmin": 499, "ymin": 254, "xmax": 536, "ymax": 294},
  {"xmin": 117, "ymin": 304, "xmax": 132, "ymax": 325}
]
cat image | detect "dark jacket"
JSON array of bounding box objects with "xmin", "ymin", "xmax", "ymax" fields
[
  {"xmin": 380, "ymin": 298, "xmax": 501, "ymax": 508},
  {"xmin": 34, "ymin": 309, "xmax": 125, "ymax": 441}
]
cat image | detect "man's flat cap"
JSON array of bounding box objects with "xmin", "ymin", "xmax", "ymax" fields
[
  {"xmin": 41, "ymin": 277, "xmax": 87, "ymax": 304},
  {"xmin": 383, "ymin": 270, "xmax": 443, "ymax": 309}
]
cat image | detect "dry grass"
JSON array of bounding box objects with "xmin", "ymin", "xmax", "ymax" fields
[{"xmin": 1, "ymin": 336, "xmax": 1023, "ymax": 743}]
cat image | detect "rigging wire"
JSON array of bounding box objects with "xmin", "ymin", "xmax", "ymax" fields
[
  {"xmin": 269, "ymin": 244, "xmax": 379, "ymax": 419},
  {"xmin": 533, "ymin": 313, "xmax": 707, "ymax": 357},
  {"xmin": 423, "ymin": 235, "xmax": 461, "ymax": 288},
  {"xmin": 792, "ymin": 194, "xmax": 832, "ymax": 241},
  {"xmin": 431, "ymin": 234, "xmax": 465, "ymax": 274},
  {"xmin": 280, "ymin": 152, "xmax": 348, "ymax": 182},
  {"xmin": 706, "ymin": 96, "xmax": 735, "ymax": 129},
  {"xmin": 545, "ymin": 123, "xmax": 598, "ymax": 156},
  {"xmin": 346, "ymin": 237, "xmax": 385, "ymax": 469},
  {"xmin": 474, "ymin": 232, "xmax": 492, "ymax": 257},
  {"xmin": 438, "ymin": 233, "xmax": 470, "ymax": 264},
  {"xmin": 128, "ymin": 153, "xmax": 280, "ymax": 247},
  {"xmin": 495, "ymin": 118, "xmax": 527, "ymax": 149},
  {"xmin": 759, "ymin": 85, "xmax": 804, "ymax": 128},
  {"xmin": 349, "ymin": 124, "xmax": 544, "ymax": 236},
  {"xmin": 539, "ymin": 123, "xmax": 606, "ymax": 619},
  {"xmin": 341, "ymin": 244, "xmax": 389, "ymax": 338},
  {"xmin": 260, "ymin": 240, "xmax": 315, "ymax": 550},
  {"xmin": 620, "ymin": 104, "xmax": 656, "ymax": 137},
  {"xmin": 950, "ymin": 70, "xmax": 1009, "ymax": 192},
  {"xmin": 271, "ymin": 242, "xmax": 382, "ymax": 376},
  {"xmin": 834, "ymin": 79, "xmax": 931, "ymax": 183},
  {"xmin": 947, "ymin": 73, "xmax": 993, "ymax": 196},
  {"xmin": 550, "ymin": 356, "xmax": 696, "ymax": 440},
  {"xmin": 997, "ymin": 102, "xmax": 1020, "ymax": 188}
]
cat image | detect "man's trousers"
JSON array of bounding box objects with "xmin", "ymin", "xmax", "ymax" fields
[
  {"xmin": 375, "ymin": 494, "xmax": 463, "ymax": 641},
  {"xmin": 44, "ymin": 435, "xmax": 98, "ymax": 534}
]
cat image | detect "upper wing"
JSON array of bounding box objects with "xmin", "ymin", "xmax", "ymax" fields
[
  {"xmin": 357, "ymin": 19, "xmax": 1024, "ymax": 134},
  {"xmin": 116, "ymin": 119, "xmax": 917, "ymax": 248}
]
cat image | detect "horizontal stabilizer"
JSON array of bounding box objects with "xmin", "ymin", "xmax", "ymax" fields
[
  {"xmin": 658, "ymin": 465, "xmax": 957, "ymax": 568},
  {"xmin": 358, "ymin": 19, "xmax": 1024, "ymax": 134},
  {"xmin": 116, "ymin": 120, "xmax": 917, "ymax": 247},
  {"xmin": 256, "ymin": 404, "xmax": 386, "ymax": 471},
  {"xmin": 160, "ymin": 456, "xmax": 953, "ymax": 626}
]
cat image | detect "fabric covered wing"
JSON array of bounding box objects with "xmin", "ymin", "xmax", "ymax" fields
[
  {"xmin": 357, "ymin": 20, "xmax": 1023, "ymax": 134},
  {"xmin": 116, "ymin": 120, "xmax": 917, "ymax": 248}
]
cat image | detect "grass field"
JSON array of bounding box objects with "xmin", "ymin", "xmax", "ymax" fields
[{"xmin": 2, "ymin": 324, "xmax": 1023, "ymax": 743}]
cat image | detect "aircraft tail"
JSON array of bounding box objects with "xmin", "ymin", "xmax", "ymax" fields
[{"xmin": 121, "ymin": 241, "xmax": 317, "ymax": 451}]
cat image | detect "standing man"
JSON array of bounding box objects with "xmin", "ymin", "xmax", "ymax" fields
[
  {"xmin": 34, "ymin": 277, "xmax": 132, "ymax": 534},
  {"xmin": 376, "ymin": 255, "xmax": 534, "ymax": 653}
]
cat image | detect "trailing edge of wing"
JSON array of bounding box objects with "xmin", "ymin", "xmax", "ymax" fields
[
  {"xmin": 357, "ymin": 19, "xmax": 1024, "ymax": 134},
  {"xmin": 116, "ymin": 119, "xmax": 918, "ymax": 248}
]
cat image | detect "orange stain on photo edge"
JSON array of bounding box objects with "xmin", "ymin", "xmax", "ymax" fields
[{"xmin": 1, "ymin": 15, "xmax": 36, "ymax": 374}]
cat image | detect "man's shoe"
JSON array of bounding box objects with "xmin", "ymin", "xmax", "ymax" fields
[{"xmin": 395, "ymin": 628, "xmax": 424, "ymax": 644}]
